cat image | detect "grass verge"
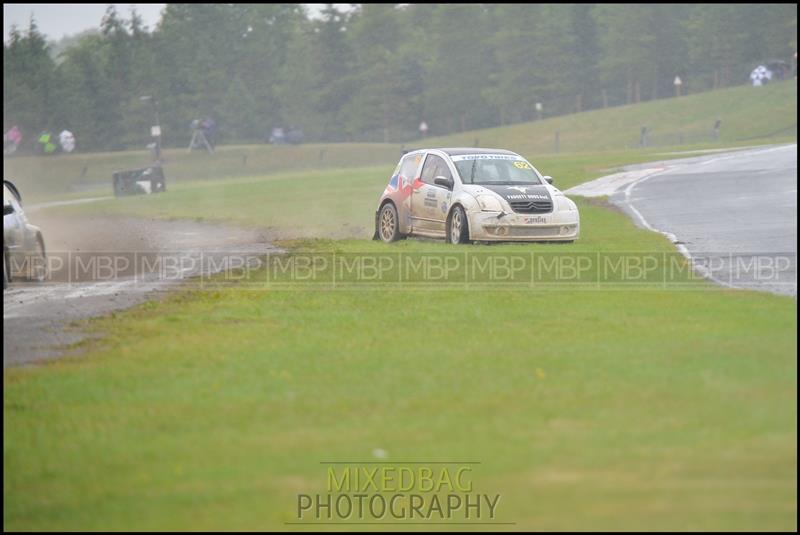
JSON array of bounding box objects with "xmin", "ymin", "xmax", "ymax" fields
[{"xmin": 4, "ymin": 145, "xmax": 796, "ymax": 530}]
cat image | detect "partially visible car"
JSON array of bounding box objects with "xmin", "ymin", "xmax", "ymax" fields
[
  {"xmin": 4, "ymin": 180, "xmax": 47, "ymax": 288},
  {"xmin": 373, "ymin": 148, "xmax": 580, "ymax": 244}
]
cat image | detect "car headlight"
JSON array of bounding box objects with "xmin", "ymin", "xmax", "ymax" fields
[
  {"xmin": 556, "ymin": 195, "xmax": 577, "ymax": 211},
  {"xmin": 475, "ymin": 194, "xmax": 504, "ymax": 212}
]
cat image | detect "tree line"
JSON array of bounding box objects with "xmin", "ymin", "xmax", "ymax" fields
[{"xmin": 4, "ymin": 3, "xmax": 797, "ymax": 152}]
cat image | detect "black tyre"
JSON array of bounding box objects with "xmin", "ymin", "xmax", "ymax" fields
[
  {"xmin": 447, "ymin": 205, "xmax": 471, "ymax": 245},
  {"xmin": 378, "ymin": 202, "xmax": 401, "ymax": 243}
]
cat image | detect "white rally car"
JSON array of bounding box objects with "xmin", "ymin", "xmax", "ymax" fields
[
  {"xmin": 4, "ymin": 180, "xmax": 47, "ymax": 288},
  {"xmin": 374, "ymin": 148, "xmax": 579, "ymax": 244}
]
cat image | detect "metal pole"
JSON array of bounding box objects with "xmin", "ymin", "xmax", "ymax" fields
[
  {"xmin": 140, "ymin": 95, "xmax": 162, "ymax": 164},
  {"xmin": 154, "ymin": 99, "xmax": 162, "ymax": 162}
]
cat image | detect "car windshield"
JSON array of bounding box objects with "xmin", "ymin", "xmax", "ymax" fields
[{"xmin": 452, "ymin": 155, "xmax": 543, "ymax": 185}]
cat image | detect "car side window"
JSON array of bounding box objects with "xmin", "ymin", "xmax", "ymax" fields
[
  {"xmin": 399, "ymin": 153, "xmax": 421, "ymax": 181},
  {"xmin": 420, "ymin": 154, "xmax": 452, "ymax": 186}
]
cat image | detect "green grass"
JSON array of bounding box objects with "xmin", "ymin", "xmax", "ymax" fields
[
  {"xmin": 3, "ymin": 142, "xmax": 406, "ymax": 204},
  {"xmin": 8, "ymin": 156, "xmax": 797, "ymax": 530},
  {"xmin": 4, "ymin": 86, "xmax": 797, "ymax": 530},
  {"xmin": 4, "ymin": 281, "xmax": 796, "ymax": 530},
  {"xmin": 424, "ymin": 80, "xmax": 797, "ymax": 155}
]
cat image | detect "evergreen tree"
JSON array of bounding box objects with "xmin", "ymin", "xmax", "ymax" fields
[
  {"xmin": 57, "ymin": 33, "xmax": 117, "ymax": 148},
  {"xmin": 423, "ymin": 4, "xmax": 496, "ymax": 134},
  {"xmin": 3, "ymin": 4, "xmax": 797, "ymax": 151},
  {"xmin": 685, "ymin": 5, "xmax": 758, "ymax": 88},
  {"xmin": 594, "ymin": 4, "xmax": 658, "ymax": 104},
  {"xmin": 3, "ymin": 18, "xmax": 60, "ymax": 140}
]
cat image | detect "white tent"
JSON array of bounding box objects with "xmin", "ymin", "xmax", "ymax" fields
[{"xmin": 750, "ymin": 65, "xmax": 773, "ymax": 86}]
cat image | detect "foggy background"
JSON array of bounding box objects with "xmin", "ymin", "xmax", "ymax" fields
[{"xmin": 3, "ymin": 4, "xmax": 797, "ymax": 151}]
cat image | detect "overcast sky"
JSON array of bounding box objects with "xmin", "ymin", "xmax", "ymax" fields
[{"xmin": 3, "ymin": 4, "xmax": 352, "ymax": 43}]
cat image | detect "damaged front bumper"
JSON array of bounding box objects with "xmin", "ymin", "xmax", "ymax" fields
[{"xmin": 469, "ymin": 210, "xmax": 580, "ymax": 242}]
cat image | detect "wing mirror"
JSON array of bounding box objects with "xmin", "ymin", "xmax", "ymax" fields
[
  {"xmin": 543, "ymin": 176, "xmax": 554, "ymax": 185},
  {"xmin": 434, "ymin": 176, "xmax": 454, "ymax": 190}
]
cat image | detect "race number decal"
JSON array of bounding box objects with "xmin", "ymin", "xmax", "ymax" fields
[{"xmin": 513, "ymin": 161, "xmax": 532, "ymax": 170}]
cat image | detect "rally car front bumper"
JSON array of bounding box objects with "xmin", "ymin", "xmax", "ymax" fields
[{"xmin": 468, "ymin": 210, "xmax": 580, "ymax": 242}]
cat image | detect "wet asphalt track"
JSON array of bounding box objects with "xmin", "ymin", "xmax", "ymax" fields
[{"xmin": 598, "ymin": 144, "xmax": 796, "ymax": 296}]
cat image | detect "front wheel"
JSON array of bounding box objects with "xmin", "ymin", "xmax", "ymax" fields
[
  {"xmin": 28, "ymin": 237, "xmax": 48, "ymax": 282},
  {"xmin": 3, "ymin": 249, "xmax": 9, "ymax": 289},
  {"xmin": 447, "ymin": 206, "xmax": 471, "ymax": 245},
  {"xmin": 378, "ymin": 203, "xmax": 401, "ymax": 243}
]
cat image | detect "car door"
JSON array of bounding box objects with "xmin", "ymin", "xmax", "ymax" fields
[{"xmin": 410, "ymin": 153, "xmax": 452, "ymax": 235}]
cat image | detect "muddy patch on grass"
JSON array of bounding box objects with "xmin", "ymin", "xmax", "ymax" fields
[{"xmin": 3, "ymin": 213, "xmax": 281, "ymax": 367}]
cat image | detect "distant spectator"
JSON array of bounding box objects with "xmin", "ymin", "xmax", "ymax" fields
[
  {"xmin": 189, "ymin": 118, "xmax": 215, "ymax": 154},
  {"xmin": 200, "ymin": 117, "xmax": 217, "ymax": 148},
  {"xmin": 269, "ymin": 127, "xmax": 286, "ymax": 144},
  {"xmin": 59, "ymin": 129, "xmax": 76, "ymax": 153},
  {"xmin": 3, "ymin": 125, "xmax": 22, "ymax": 155},
  {"xmin": 37, "ymin": 131, "xmax": 58, "ymax": 155},
  {"xmin": 750, "ymin": 65, "xmax": 772, "ymax": 86}
]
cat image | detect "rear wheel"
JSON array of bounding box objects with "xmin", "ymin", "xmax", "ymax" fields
[
  {"xmin": 378, "ymin": 203, "xmax": 401, "ymax": 243},
  {"xmin": 447, "ymin": 205, "xmax": 471, "ymax": 245}
]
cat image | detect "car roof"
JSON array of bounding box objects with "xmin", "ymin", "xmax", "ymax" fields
[
  {"xmin": 436, "ymin": 148, "xmax": 519, "ymax": 157},
  {"xmin": 400, "ymin": 147, "xmax": 522, "ymax": 162}
]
